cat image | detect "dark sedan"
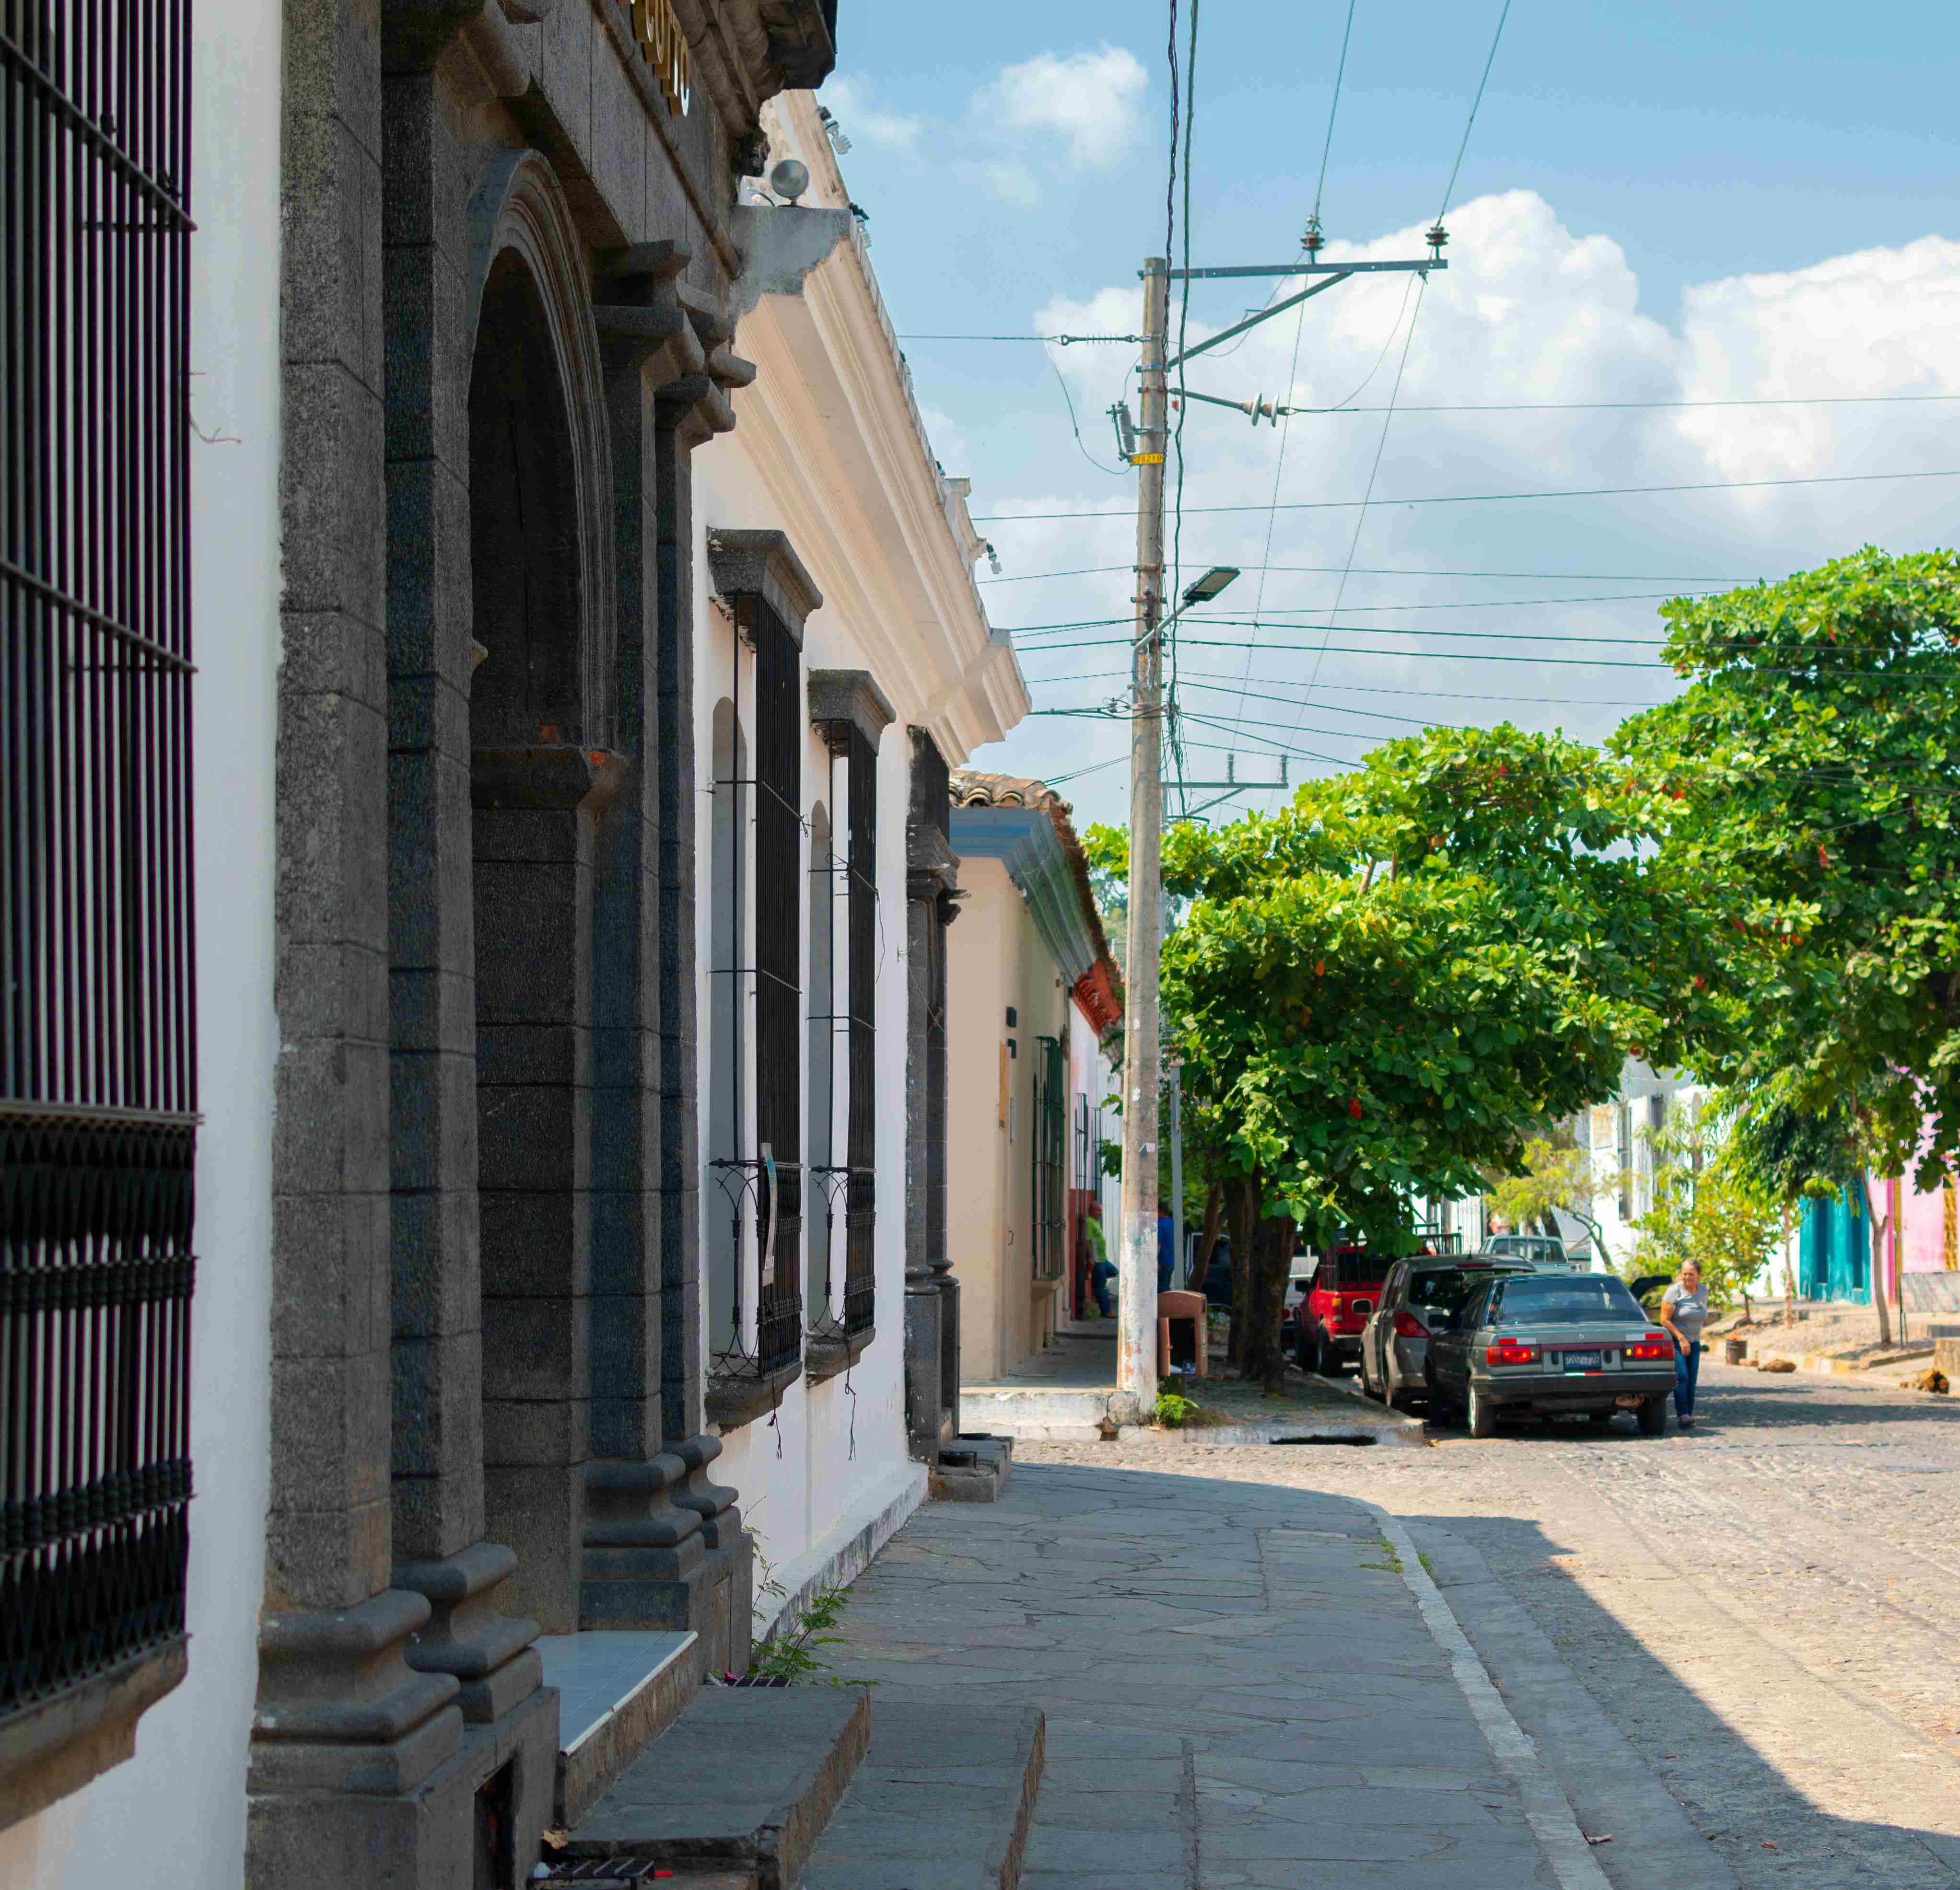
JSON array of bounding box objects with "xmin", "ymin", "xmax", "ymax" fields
[{"xmin": 1426, "ymin": 1271, "xmax": 1678, "ymax": 1437}]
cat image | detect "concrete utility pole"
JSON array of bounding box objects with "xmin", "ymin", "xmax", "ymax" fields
[{"xmin": 1117, "ymin": 256, "xmax": 1170, "ymax": 1407}]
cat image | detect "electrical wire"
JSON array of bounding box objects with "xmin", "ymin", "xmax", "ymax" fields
[
  {"xmin": 1049, "ymin": 352, "xmax": 1129, "ymax": 475},
  {"xmin": 980, "ymin": 562, "xmax": 1761, "ymax": 584},
  {"xmin": 1437, "ymin": 0, "xmax": 1512, "ymax": 224},
  {"xmin": 969, "ymin": 465, "xmax": 1960, "ymax": 524},
  {"xmin": 1167, "ymin": 0, "xmax": 1202, "ymax": 815},
  {"xmin": 1221, "ymin": 2, "xmax": 1359, "ymax": 752}
]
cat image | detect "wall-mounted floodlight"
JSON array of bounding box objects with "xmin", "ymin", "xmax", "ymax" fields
[
  {"xmin": 1181, "ymin": 566, "xmax": 1240, "ymax": 606},
  {"xmin": 769, "ymin": 159, "xmax": 810, "ymax": 204}
]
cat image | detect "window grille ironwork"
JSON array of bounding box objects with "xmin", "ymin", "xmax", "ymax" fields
[
  {"xmin": 841, "ymin": 728, "xmax": 877, "ymax": 1333},
  {"xmin": 809, "ymin": 722, "xmax": 877, "ymax": 1340},
  {"xmin": 913, "ymin": 732, "xmax": 951, "ymax": 1267},
  {"xmin": 709, "ymin": 596, "xmax": 802, "ymax": 1380},
  {"xmin": 1031, "ymin": 1039, "xmax": 1065, "ymax": 1282},
  {"xmin": 2, "ymin": 0, "xmax": 197, "ymax": 1722}
]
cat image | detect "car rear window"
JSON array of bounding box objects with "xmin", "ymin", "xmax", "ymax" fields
[
  {"xmin": 1491, "ymin": 1276, "xmax": 1643, "ymax": 1324},
  {"xmin": 1408, "ymin": 1269, "xmax": 1480, "ymax": 1313},
  {"xmin": 1322, "ymin": 1249, "xmax": 1391, "ymax": 1287}
]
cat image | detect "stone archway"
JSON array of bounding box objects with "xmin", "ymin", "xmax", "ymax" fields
[{"xmin": 467, "ymin": 168, "xmax": 621, "ymax": 1634}]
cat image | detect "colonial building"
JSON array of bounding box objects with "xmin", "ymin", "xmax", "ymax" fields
[
  {"xmin": 0, "ymin": 4, "xmax": 1024, "ymax": 1887},
  {"xmin": 943, "ymin": 775, "xmax": 1122, "ymax": 1382}
]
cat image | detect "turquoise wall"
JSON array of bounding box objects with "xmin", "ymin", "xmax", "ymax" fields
[{"xmin": 1798, "ymin": 1185, "xmax": 1870, "ymax": 1303}]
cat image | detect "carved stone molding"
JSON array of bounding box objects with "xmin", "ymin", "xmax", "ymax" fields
[
  {"xmin": 466, "ymin": 148, "xmax": 618, "ymax": 750},
  {"xmin": 706, "ymin": 527, "xmax": 822, "ymax": 644},
  {"xmin": 808, "ymin": 669, "xmax": 897, "ymax": 754}
]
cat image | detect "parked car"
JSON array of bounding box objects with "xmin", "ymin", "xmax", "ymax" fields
[
  {"xmin": 1358, "ymin": 1255, "xmax": 1531, "ymax": 1410},
  {"xmin": 1295, "ymin": 1243, "xmax": 1395, "ymax": 1375},
  {"xmin": 1426, "ymin": 1271, "xmax": 1679, "ymax": 1436},
  {"xmin": 1486, "ymin": 1233, "xmax": 1581, "ymax": 1272}
]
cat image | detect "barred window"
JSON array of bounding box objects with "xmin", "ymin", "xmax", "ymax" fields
[
  {"xmin": 841, "ymin": 728, "xmax": 877, "ymax": 1333},
  {"xmin": 2, "ymin": 0, "xmax": 196, "ymax": 1751},
  {"xmin": 1031, "ymin": 1038, "xmax": 1065, "ymax": 1281},
  {"xmin": 709, "ymin": 597, "xmax": 802, "ymax": 1381}
]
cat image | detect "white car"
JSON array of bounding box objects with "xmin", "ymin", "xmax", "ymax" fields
[{"xmin": 1486, "ymin": 1234, "xmax": 1584, "ymax": 1273}]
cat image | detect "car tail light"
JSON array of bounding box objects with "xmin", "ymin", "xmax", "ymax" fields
[
  {"xmin": 1392, "ymin": 1311, "xmax": 1426, "ymax": 1339},
  {"xmin": 1623, "ymin": 1333, "xmax": 1674, "ymax": 1361},
  {"xmin": 1485, "ymin": 1340, "xmax": 1540, "ymax": 1367}
]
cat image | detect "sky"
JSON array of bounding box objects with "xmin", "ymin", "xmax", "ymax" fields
[{"xmin": 817, "ymin": 3, "xmax": 1960, "ymax": 830}]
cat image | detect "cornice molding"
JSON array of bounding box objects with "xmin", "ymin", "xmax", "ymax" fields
[
  {"xmin": 807, "ymin": 668, "xmax": 897, "ymax": 752},
  {"xmin": 706, "ymin": 525, "xmax": 822, "ymax": 639},
  {"xmin": 950, "ymin": 805, "xmax": 1102, "ymax": 988}
]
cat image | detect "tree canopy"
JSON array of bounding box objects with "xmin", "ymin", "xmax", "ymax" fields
[
  {"xmin": 1613, "ymin": 546, "xmax": 1960, "ymax": 1187},
  {"xmin": 1092, "ymin": 724, "xmax": 1721, "ymax": 1251}
]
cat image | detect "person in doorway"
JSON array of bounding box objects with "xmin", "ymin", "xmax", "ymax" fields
[
  {"xmin": 1660, "ymin": 1259, "xmax": 1710, "ymax": 1427},
  {"xmin": 1084, "ymin": 1204, "xmax": 1116, "ymax": 1317},
  {"xmin": 1157, "ymin": 1203, "xmax": 1177, "ymax": 1295}
]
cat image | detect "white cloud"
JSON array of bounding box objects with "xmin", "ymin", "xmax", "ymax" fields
[
  {"xmin": 974, "ymin": 46, "xmax": 1148, "ymax": 170},
  {"xmin": 817, "ymin": 76, "xmax": 925, "ymax": 167},
  {"xmin": 969, "ymin": 192, "xmax": 1960, "ymax": 823}
]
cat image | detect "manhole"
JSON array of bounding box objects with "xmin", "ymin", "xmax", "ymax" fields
[{"xmin": 1271, "ymin": 1433, "xmax": 1376, "ymax": 1446}]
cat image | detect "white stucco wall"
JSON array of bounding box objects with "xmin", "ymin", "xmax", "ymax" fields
[
  {"xmin": 0, "ymin": 0, "xmax": 280, "ymax": 1879},
  {"xmin": 688, "ymin": 451, "xmax": 919, "ymax": 1633}
]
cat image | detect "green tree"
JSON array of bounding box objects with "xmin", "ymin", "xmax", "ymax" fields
[
  {"xmin": 1485, "ymin": 1132, "xmax": 1613, "ymax": 1264},
  {"xmin": 1136, "ymin": 729, "xmax": 1714, "ymax": 1388},
  {"xmin": 1624, "ymin": 1099, "xmax": 1781, "ymax": 1317},
  {"xmin": 1614, "ymin": 546, "xmax": 1960, "ymax": 1190}
]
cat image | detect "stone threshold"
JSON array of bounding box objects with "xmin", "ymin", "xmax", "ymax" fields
[{"xmin": 538, "ymin": 1628, "xmax": 701, "ymax": 1826}]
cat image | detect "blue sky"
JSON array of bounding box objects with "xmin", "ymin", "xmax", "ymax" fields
[{"xmin": 819, "ymin": 4, "xmax": 1960, "ymax": 826}]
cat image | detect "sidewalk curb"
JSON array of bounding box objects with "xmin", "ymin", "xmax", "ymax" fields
[
  {"xmin": 1368, "ymin": 1504, "xmax": 1616, "ymax": 1890},
  {"xmin": 1731, "ymin": 1345, "xmax": 1933, "ymax": 1382}
]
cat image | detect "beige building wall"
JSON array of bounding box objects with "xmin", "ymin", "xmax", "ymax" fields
[{"xmin": 947, "ymin": 859, "xmax": 1074, "ymax": 1382}]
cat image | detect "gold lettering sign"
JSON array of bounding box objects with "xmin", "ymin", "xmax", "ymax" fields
[{"xmin": 625, "ymin": 0, "xmax": 690, "ymax": 117}]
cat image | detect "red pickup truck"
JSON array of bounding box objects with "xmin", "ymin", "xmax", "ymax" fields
[{"xmin": 1295, "ymin": 1244, "xmax": 1395, "ymax": 1376}]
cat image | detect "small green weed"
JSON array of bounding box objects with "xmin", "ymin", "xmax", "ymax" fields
[{"xmin": 1155, "ymin": 1380, "xmax": 1202, "ymax": 1428}]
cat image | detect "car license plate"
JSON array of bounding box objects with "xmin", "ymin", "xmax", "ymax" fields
[{"xmin": 1560, "ymin": 1350, "xmax": 1604, "ymax": 1371}]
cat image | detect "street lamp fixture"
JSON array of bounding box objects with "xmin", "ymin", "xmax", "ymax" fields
[{"xmin": 1181, "ymin": 566, "xmax": 1240, "ymax": 607}]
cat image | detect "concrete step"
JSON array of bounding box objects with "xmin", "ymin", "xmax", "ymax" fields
[
  {"xmin": 932, "ymin": 1434, "xmax": 1013, "ymax": 1503},
  {"xmin": 557, "ymin": 1686, "xmax": 871, "ymax": 1890},
  {"xmin": 798, "ymin": 1700, "xmax": 1045, "ymax": 1890}
]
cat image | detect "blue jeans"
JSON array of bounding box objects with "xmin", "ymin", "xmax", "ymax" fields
[{"xmin": 1674, "ymin": 1339, "xmax": 1701, "ymax": 1419}]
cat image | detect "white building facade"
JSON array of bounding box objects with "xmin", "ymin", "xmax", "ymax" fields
[{"xmin": 0, "ymin": 10, "xmax": 1024, "ymax": 1887}]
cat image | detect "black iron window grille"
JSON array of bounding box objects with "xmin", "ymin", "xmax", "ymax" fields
[
  {"xmin": 914, "ymin": 734, "xmax": 951, "ymax": 1268},
  {"xmin": 2, "ymin": 0, "xmax": 197, "ymax": 1727},
  {"xmin": 709, "ymin": 596, "xmax": 803, "ymax": 1380},
  {"xmin": 1031, "ymin": 1038, "xmax": 1065, "ymax": 1282},
  {"xmin": 809, "ymin": 724, "xmax": 877, "ymax": 1340}
]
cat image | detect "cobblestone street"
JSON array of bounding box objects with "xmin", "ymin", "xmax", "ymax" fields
[{"xmin": 1011, "ymin": 1359, "xmax": 1960, "ymax": 1889}]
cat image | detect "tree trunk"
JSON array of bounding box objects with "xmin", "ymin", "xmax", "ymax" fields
[
  {"xmin": 1225, "ymin": 1177, "xmax": 1254, "ymax": 1368},
  {"xmin": 1874, "ymin": 1205, "xmax": 1894, "ymax": 1349},
  {"xmin": 1782, "ymin": 1205, "xmax": 1797, "ymax": 1326},
  {"xmin": 1243, "ymin": 1205, "xmax": 1297, "ymax": 1397},
  {"xmin": 1197, "ymin": 1176, "xmax": 1223, "ymax": 1276}
]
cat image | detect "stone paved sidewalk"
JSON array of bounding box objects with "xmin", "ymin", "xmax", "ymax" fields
[{"xmin": 827, "ymin": 1458, "xmax": 1571, "ymax": 1889}]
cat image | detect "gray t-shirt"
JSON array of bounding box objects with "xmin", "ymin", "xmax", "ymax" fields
[{"xmin": 1662, "ymin": 1281, "xmax": 1709, "ymax": 1345}]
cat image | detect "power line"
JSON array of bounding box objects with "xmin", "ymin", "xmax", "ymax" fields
[
  {"xmin": 971, "ymin": 465, "xmax": 1960, "ymax": 524},
  {"xmin": 981, "ymin": 562, "xmax": 1760, "ymax": 584},
  {"xmin": 1437, "ymin": 0, "xmax": 1512, "ymax": 222}
]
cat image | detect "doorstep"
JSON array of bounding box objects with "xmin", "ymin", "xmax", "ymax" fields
[{"xmin": 538, "ymin": 1628, "xmax": 701, "ymax": 1827}]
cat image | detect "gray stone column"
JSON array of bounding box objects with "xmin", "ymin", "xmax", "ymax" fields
[
  {"xmin": 575, "ymin": 243, "xmax": 744, "ymax": 1655},
  {"xmin": 249, "ymin": 0, "xmax": 468, "ymax": 1879},
  {"xmin": 903, "ymin": 733, "xmax": 960, "ymax": 1466},
  {"xmin": 582, "ymin": 276, "xmax": 752, "ymax": 1675},
  {"xmin": 379, "ymin": 66, "xmax": 548, "ymax": 1763}
]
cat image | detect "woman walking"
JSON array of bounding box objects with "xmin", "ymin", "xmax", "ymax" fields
[{"xmin": 1660, "ymin": 1259, "xmax": 1710, "ymax": 1428}]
